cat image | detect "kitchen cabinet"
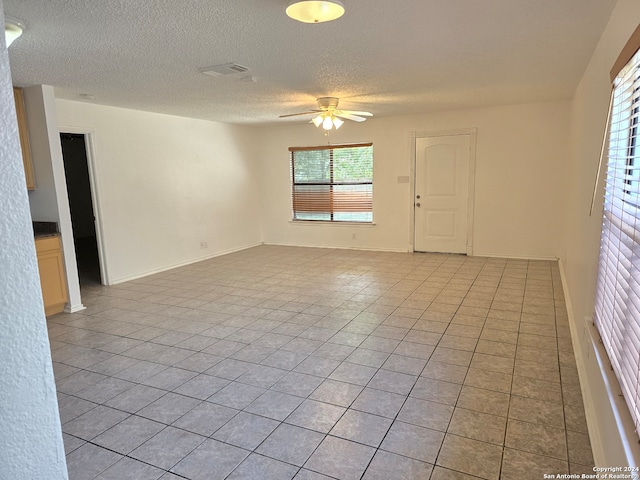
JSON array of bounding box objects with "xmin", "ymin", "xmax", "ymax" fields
[
  {"xmin": 35, "ymin": 235, "xmax": 68, "ymax": 316},
  {"xmin": 13, "ymin": 87, "xmax": 36, "ymax": 190}
]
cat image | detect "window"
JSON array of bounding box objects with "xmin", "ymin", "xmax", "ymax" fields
[
  {"xmin": 290, "ymin": 143, "xmax": 373, "ymax": 222},
  {"xmin": 594, "ymin": 41, "xmax": 640, "ymax": 434}
]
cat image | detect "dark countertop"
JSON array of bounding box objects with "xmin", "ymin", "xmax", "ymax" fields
[{"xmin": 33, "ymin": 221, "xmax": 59, "ymax": 238}]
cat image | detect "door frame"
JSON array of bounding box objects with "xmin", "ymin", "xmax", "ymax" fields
[
  {"xmin": 59, "ymin": 127, "xmax": 110, "ymax": 285},
  {"xmin": 410, "ymin": 128, "xmax": 477, "ymax": 255}
]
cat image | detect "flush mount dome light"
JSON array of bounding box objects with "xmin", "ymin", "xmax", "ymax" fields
[
  {"xmin": 4, "ymin": 16, "xmax": 25, "ymax": 47},
  {"xmin": 286, "ymin": 0, "xmax": 345, "ymax": 23}
]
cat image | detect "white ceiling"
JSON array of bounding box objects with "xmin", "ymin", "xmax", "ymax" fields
[{"xmin": 5, "ymin": 0, "xmax": 616, "ymax": 126}]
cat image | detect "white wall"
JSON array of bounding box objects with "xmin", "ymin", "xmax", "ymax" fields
[
  {"xmin": 25, "ymin": 86, "xmax": 83, "ymax": 312},
  {"xmin": 55, "ymin": 100, "xmax": 262, "ymax": 284},
  {"xmin": 562, "ymin": 0, "xmax": 640, "ymax": 467},
  {"xmin": 259, "ymin": 101, "xmax": 570, "ymax": 259},
  {"xmin": 0, "ymin": 5, "xmax": 68, "ymax": 479},
  {"xmin": 26, "ymin": 87, "xmax": 62, "ymax": 221}
]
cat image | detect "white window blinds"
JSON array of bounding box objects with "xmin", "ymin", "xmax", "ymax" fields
[
  {"xmin": 289, "ymin": 143, "xmax": 373, "ymax": 222},
  {"xmin": 594, "ymin": 46, "xmax": 640, "ymax": 434}
]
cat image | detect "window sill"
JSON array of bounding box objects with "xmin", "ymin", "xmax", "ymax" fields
[{"xmin": 289, "ymin": 220, "xmax": 376, "ymax": 227}]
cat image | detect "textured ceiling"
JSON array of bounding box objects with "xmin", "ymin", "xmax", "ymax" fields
[{"xmin": 5, "ymin": 0, "xmax": 616, "ymax": 126}]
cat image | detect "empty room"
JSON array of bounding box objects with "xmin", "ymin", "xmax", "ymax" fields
[{"xmin": 2, "ymin": 1, "xmax": 640, "ymax": 479}]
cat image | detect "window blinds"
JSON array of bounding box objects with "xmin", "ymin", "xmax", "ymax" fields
[
  {"xmin": 289, "ymin": 143, "xmax": 373, "ymax": 222},
  {"xmin": 594, "ymin": 46, "xmax": 640, "ymax": 434}
]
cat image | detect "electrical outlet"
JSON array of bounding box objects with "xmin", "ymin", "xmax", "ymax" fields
[{"xmin": 352, "ymin": 233, "xmax": 357, "ymax": 240}]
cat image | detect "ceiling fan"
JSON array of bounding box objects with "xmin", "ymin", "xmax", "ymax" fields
[{"xmin": 279, "ymin": 97, "xmax": 373, "ymax": 130}]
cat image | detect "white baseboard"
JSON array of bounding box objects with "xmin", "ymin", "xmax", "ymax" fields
[
  {"xmin": 262, "ymin": 241, "xmax": 410, "ymax": 253},
  {"xmin": 471, "ymin": 251, "xmax": 559, "ymax": 261},
  {"xmin": 64, "ymin": 303, "xmax": 86, "ymax": 313},
  {"xmin": 263, "ymin": 243, "xmax": 561, "ymax": 259},
  {"xmin": 558, "ymin": 261, "xmax": 604, "ymax": 464},
  {"xmin": 108, "ymin": 242, "xmax": 263, "ymax": 285}
]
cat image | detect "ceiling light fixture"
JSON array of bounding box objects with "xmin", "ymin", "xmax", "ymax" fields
[
  {"xmin": 313, "ymin": 112, "xmax": 343, "ymax": 130},
  {"xmin": 280, "ymin": 97, "xmax": 372, "ymax": 130},
  {"xmin": 4, "ymin": 16, "xmax": 24, "ymax": 48},
  {"xmin": 286, "ymin": 0, "xmax": 345, "ymax": 24}
]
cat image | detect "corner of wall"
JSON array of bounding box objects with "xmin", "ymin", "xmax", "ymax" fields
[
  {"xmin": 0, "ymin": 3, "xmax": 69, "ymax": 476},
  {"xmin": 558, "ymin": 261, "xmax": 640, "ymax": 467},
  {"xmin": 24, "ymin": 85, "xmax": 83, "ymax": 313}
]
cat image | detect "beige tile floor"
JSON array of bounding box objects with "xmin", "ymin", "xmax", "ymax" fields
[{"xmin": 49, "ymin": 245, "xmax": 594, "ymax": 480}]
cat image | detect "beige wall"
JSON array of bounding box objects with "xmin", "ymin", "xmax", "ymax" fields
[
  {"xmin": 259, "ymin": 101, "xmax": 570, "ymax": 259},
  {"xmin": 8, "ymin": 0, "xmax": 640, "ymax": 471},
  {"xmin": 26, "ymin": 86, "xmax": 83, "ymax": 312},
  {"xmin": 562, "ymin": 0, "xmax": 640, "ymax": 466},
  {"xmin": 55, "ymin": 100, "xmax": 263, "ymax": 284},
  {"xmin": 44, "ymin": 6, "xmax": 640, "ymax": 465}
]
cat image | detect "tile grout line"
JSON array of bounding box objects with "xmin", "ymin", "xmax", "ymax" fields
[{"xmin": 54, "ymin": 248, "xmax": 592, "ymax": 480}]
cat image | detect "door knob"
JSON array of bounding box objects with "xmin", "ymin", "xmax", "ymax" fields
[
  {"xmin": 416, "ymin": 195, "xmax": 421, "ymax": 199},
  {"xmin": 415, "ymin": 202, "xmax": 421, "ymax": 207}
]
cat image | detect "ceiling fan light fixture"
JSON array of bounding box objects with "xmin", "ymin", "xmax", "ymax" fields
[
  {"xmin": 286, "ymin": 0, "xmax": 345, "ymax": 24},
  {"xmin": 279, "ymin": 96, "xmax": 371, "ymax": 131},
  {"xmin": 312, "ymin": 115, "xmax": 324, "ymax": 127},
  {"xmin": 4, "ymin": 16, "xmax": 24, "ymax": 48}
]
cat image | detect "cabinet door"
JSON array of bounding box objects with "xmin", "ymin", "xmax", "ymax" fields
[
  {"xmin": 13, "ymin": 87, "xmax": 36, "ymax": 190},
  {"xmin": 35, "ymin": 236, "xmax": 68, "ymax": 316},
  {"xmin": 38, "ymin": 251, "xmax": 68, "ymax": 310}
]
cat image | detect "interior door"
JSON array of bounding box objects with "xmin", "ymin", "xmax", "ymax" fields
[{"xmin": 414, "ymin": 134, "xmax": 470, "ymax": 253}]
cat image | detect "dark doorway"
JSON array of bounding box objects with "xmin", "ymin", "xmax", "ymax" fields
[{"xmin": 60, "ymin": 133, "xmax": 101, "ymax": 286}]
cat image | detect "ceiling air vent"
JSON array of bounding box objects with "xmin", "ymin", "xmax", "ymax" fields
[{"xmin": 199, "ymin": 63, "xmax": 249, "ymax": 77}]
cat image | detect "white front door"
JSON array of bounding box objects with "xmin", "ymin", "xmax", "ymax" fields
[{"xmin": 414, "ymin": 134, "xmax": 471, "ymax": 253}]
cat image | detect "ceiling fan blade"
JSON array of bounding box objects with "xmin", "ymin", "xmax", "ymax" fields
[
  {"xmin": 279, "ymin": 110, "xmax": 320, "ymax": 118},
  {"xmin": 339, "ymin": 110, "xmax": 373, "ymax": 117},
  {"xmin": 334, "ymin": 112, "xmax": 367, "ymax": 122}
]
